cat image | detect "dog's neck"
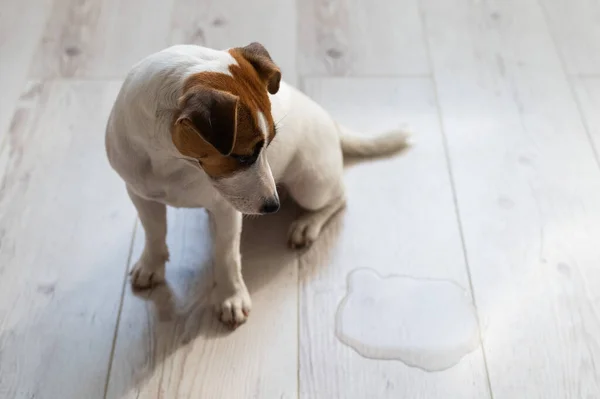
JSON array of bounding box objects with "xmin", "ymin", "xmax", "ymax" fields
[{"xmin": 144, "ymin": 74, "xmax": 202, "ymax": 161}]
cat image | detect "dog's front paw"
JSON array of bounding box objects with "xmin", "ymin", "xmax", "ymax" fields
[
  {"xmin": 130, "ymin": 256, "xmax": 166, "ymax": 290},
  {"xmin": 212, "ymin": 286, "xmax": 252, "ymax": 329}
]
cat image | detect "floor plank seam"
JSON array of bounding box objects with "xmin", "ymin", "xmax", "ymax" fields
[
  {"xmin": 570, "ymin": 73, "xmax": 600, "ymax": 79},
  {"xmin": 26, "ymin": 76, "xmax": 128, "ymax": 83},
  {"xmin": 416, "ymin": 2, "xmax": 496, "ymax": 397},
  {"xmin": 102, "ymin": 219, "xmax": 139, "ymax": 399},
  {"xmin": 537, "ymin": 0, "xmax": 600, "ymax": 172},
  {"xmin": 300, "ymin": 73, "xmax": 433, "ymax": 80},
  {"xmin": 295, "ymin": 255, "xmax": 301, "ymax": 399}
]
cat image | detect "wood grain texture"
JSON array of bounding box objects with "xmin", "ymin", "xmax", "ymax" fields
[
  {"xmin": 0, "ymin": 0, "xmax": 51, "ymax": 139},
  {"xmin": 106, "ymin": 205, "xmax": 299, "ymax": 399},
  {"xmin": 0, "ymin": 81, "xmax": 135, "ymax": 399},
  {"xmin": 29, "ymin": 0, "xmax": 173, "ymax": 78},
  {"xmin": 298, "ymin": 77, "xmax": 491, "ymax": 399},
  {"xmin": 1, "ymin": 1, "xmax": 600, "ymax": 398},
  {"xmin": 421, "ymin": 0, "xmax": 600, "ymax": 397},
  {"xmin": 298, "ymin": 0, "xmax": 429, "ymax": 76},
  {"xmin": 539, "ymin": 0, "xmax": 600, "ymax": 75},
  {"xmin": 572, "ymin": 77, "xmax": 600, "ymax": 162},
  {"xmin": 169, "ymin": 0, "xmax": 297, "ymax": 85}
]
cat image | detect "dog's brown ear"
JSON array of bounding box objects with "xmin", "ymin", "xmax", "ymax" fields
[
  {"xmin": 236, "ymin": 42, "xmax": 281, "ymax": 94},
  {"xmin": 176, "ymin": 87, "xmax": 239, "ymax": 156}
]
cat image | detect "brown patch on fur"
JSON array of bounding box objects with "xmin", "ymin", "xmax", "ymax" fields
[
  {"xmin": 234, "ymin": 42, "xmax": 281, "ymax": 95},
  {"xmin": 175, "ymin": 87, "xmax": 239, "ymax": 156},
  {"xmin": 171, "ymin": 43, "xmax": 281, "ymax": 178}
]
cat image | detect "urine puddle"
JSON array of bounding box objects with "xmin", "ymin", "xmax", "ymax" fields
[{"xmin": 335, "ymin": 268, "xmax": 480, "ymax": 371}]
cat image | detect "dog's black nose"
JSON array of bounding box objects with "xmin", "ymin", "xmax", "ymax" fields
[{"xmin": 260, "ymin": 198, "xmax": 280, "ymax": 214}]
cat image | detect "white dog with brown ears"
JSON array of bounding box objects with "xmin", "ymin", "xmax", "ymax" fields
[{"xmin": 105, "ymin": 42, "xmax": 409, "ymax": 328}]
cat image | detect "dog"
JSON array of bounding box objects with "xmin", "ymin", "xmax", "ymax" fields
[{"xmin": 105, "ymin": 42, "xmax": 409, "ymax": 328}]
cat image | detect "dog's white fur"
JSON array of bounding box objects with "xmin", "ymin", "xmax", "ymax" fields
[{"xmin": 106, "ymin": 45, "xmax": 409, "ymax": 327}]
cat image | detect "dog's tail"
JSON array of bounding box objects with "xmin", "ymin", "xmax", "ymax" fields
[{"xmin": 338, "ymin": 124, "xmax": 412, "ymax": 158}]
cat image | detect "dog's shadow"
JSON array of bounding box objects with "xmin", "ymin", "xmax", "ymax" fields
[{"xmin": 107, "ymin": 196, "xmax": 344, "ymax": 397}]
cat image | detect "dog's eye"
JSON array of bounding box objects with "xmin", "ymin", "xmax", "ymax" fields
[
  {"xmin": 231, "ymin": 141, "xmax": 263, "ymax": 165},
  {"xmin": 232, "ymin": 154, "xmax": 254, "ymax": 165}
]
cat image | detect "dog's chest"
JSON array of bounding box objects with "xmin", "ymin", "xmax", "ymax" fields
[{"xmin": 131, "ymin": 157, "xmax": 216, "ymax": 208}]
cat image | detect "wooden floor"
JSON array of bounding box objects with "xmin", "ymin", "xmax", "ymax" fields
[{"xmin": 1, "ymin": 0, "xmax": 600, "ymax": 398}]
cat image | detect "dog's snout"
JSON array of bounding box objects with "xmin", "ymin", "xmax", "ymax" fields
[{"xmin": 260, "ymin": 198, "xmax": 280, "ymax": 214}]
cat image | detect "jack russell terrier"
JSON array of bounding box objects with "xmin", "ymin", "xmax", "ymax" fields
[{"xmin": 105, "ymin": 43, "xmax": 409, "ymax": 328}]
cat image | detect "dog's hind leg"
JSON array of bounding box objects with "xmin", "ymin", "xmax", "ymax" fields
[
  {"xmin": 127, "ymin": 185, "xmax": 169, "ymax": 289},
  {"xmin": 287, "ymin": 195, "xmax": 346, "ymax": 249},
  {"xmin": 286, "ymin": 174, "xmax": 346, "ymax": 249}
]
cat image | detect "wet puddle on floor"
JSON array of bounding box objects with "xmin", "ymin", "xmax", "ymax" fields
[{"xmin": 335, "ymin": 268, "xmax": 480, "ymax": 371}]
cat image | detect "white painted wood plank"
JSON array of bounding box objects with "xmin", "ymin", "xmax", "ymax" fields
[
  {"xmin": 540, "ymin": 0, "xmax": 600, "ymax": 75},
  {"xmin": 169, "ymin": 0, "xmax": 297, "ymax": 85},
  {"xmin": 106, "ymin": 206, "xmax": 298, "ymax": 398},
  {"xmin": 0, "ymin": 0, "xmax": 51, "ymax": 139},
  {"xmin": 421, "ymin": 0, "xmax": 600, "ymax": 397},
  {"xmin": 30, "ymin": 0, "xmax": 297, "ymax": 82},
  {"xmin": 29, "ymin": 0, "xmax": 173, "ymax": 78},
  {"xmin": 299, "ymin": 77, "xmax": 491, "ymax": 399},
  {"xmin": 0, "ymin": 81, "xmax": 135, "ymax": 399},
  {"xmin": 298, "ymin": 0, "xmax": 429, "ymax": 76}
]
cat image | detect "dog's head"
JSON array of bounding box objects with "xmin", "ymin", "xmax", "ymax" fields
[{"xmin": 172, "ymin": 43, "xmax": 281, "ymax": 215}]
